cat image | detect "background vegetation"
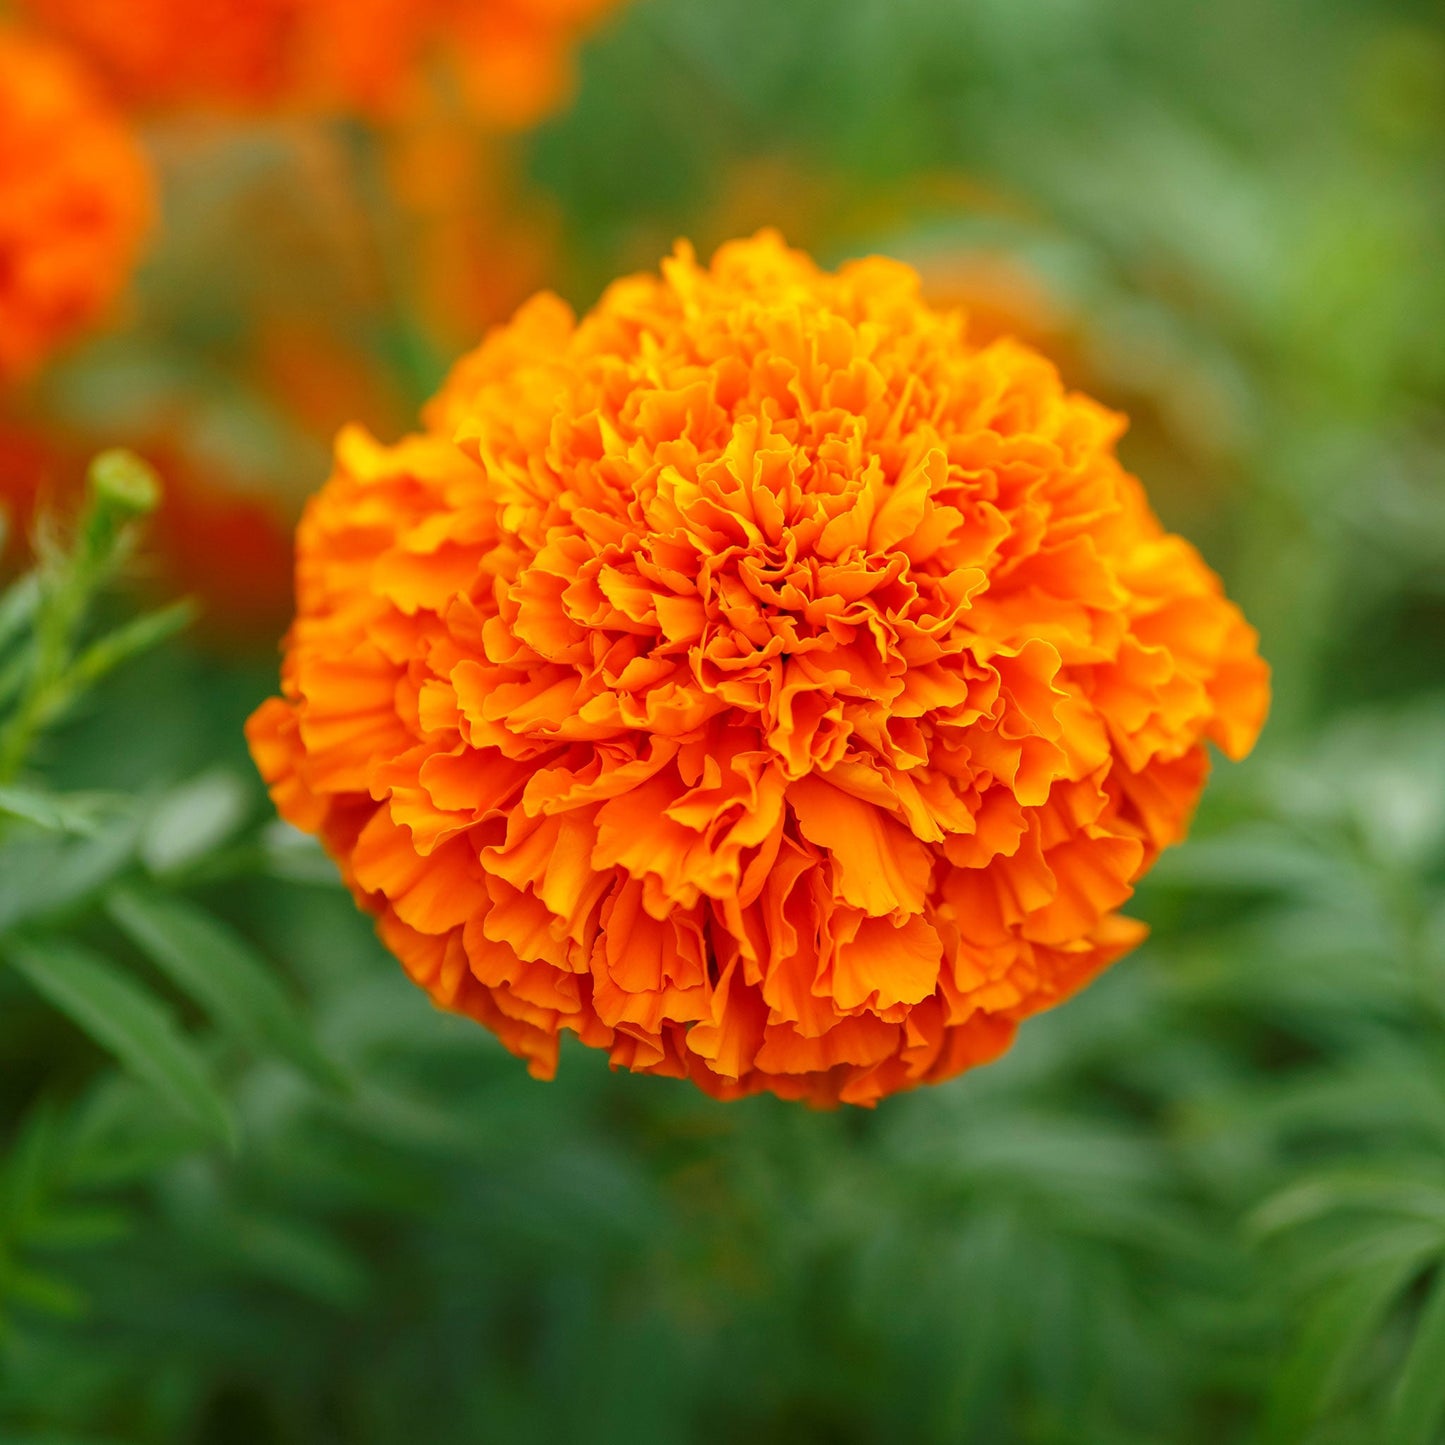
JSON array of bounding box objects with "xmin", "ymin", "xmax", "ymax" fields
[{"xmin": 3, "ymin": 0, "xmax": 1444, "ymax": 1441}]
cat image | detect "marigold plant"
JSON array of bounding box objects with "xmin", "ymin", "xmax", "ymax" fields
[
  {"xmin": 1, "ymin": 422, "xmax": 293, "ymax": 641},
  {"xmin": 21, "ymin": 0, "xmax": 621, "ymax": 126},
  {"xmin": 0, "ymin": 26, "xmax": 152, "ymax": 384},
  {"xmin": 249, "ymin": 233, "xmax": 1269, "ymax": 1105}
]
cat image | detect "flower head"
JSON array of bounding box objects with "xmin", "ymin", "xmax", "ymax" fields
[
  {"xmin": 0, "ymin": 26, "xmax": 152, "ymax": 384},
  {"xmin": 20, "ymin": 0, "xmax": 621, "ymax": 126},
  {"xmin": 249, "ymin": 232, "xmax": 1269, "ymax": 1105}
]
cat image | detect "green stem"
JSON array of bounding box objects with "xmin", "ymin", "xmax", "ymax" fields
[{"xmin": 0, "ymin": 452, "xmax": 164, "ymax": 785}]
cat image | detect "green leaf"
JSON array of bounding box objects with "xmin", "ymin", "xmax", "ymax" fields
[
  {"xmin": 1249, "ymin": 1170, "xmax": 1445, "ymax": 1239},
  {"xmin": 260, "ymin": 821, "xmax": 342, "ymax": 885},
  {"xmin": 224, "ymin": 1211, "xmax": 370, "ymax": 1308},
  {"xmin": 0, "ymin": 640, "xmax": 34, "ymax": 714},
  {"xmin": 64, "ymin": 1075, "xmax": 216, "ymax": 1188},
  {"xmin": 139, "ymin": 772, "xmax": 252, "ymax": 876},
  {"xmin": 19, "ymin": 1204, "xmax": 133, "ymax": 1250},
  {"xmin": 106, "ymin": 886, "xmax": 345, "ymax": 1092},
  {"xmin": 0, "ymin": 821, "xmax": 138, "ymax": 934},
  {"xmin": 63, "ymin": 599, "xmax": 196, "ymax": 692},
  {"xmin": 0, "ymin": 787, "xmax": 119, "ymax": 837},
  {"xmin": 1264, "ymin": 1250, "xmax": 1430, "ymax": 1444},
  {"xmin": 0, "ymin": 1261, "xmax": 86, "ymax": 1318},
  {"xmin": 3, "ymin": 938, "xmax": 235, "ymax": 1149},
  {"xmin": 0, "ymin": 572, "xmax": 40, "ymax": 657},
  {"xmin": 0, "ymin": 1099, "xmax": 59, "ymax": 1234},
  {"xmin": 1388, "ymin": 1265, "xmax": 1445, "ymax": 1445}
]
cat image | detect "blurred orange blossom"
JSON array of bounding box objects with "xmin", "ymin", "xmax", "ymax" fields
[
  {"xmin": 381, "ymin": 105, "xmax": 563, "ymax": 355},
  {"xmin": 20, "ymin": 0, "xmax": 625, "ymax": 126},
  {"xmin": 0, "ymin": 24, "xmax": 152, "ymax": 384},
  {"xmin": 248, "ymin": 232, "xmax": 1269, "ymax": 1106},
  {"xmin": 0, "ymin": 420, "xmax": 294, "ymax": 642}
]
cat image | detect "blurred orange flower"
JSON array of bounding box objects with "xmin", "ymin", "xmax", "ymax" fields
[
  {"xmin": 0, "ymin": 25, "xmax": 152, "ymax": 384},
  {"xmin": 382, "ymin": 108, "xmax": 562, "ymax": 354},
  {"xmin": 0, "ymin": 422, "xmax": 55, "ymax": 567},
  {"xmin": 0, "ymin": 421, "xmax": 293, "ymax": 642},
  {"xmin": 920, "ymin": 249, "xmax": 1077, "ymax": 359},
  {"xmin": 248, "ymin": 233, "xmax": 1268, "ymax": 1106},
  {"xmin": 20, "ymin": 0, "xmax": 622, "ymax": 126},
  {"xmin": 142, "ymin": 439, "xmax": 296, "ymax": 643}
]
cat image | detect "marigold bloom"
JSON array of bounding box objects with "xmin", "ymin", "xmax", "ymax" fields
[
  {"xmin": 21, "ymin": 0, "xmax": 621, "ymax": 126},
  {"xmin": 0, "ymin": 27, "xmax": 152, "ymax": 384},
  {"xmin": 249, "ymin": 233, "xmax": 1269, "ymax": 1105}
]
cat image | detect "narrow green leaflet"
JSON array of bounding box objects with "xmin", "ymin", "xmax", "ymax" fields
[
  {"xmin": 0, "ymin": 822, "xmax": 139, "ymax": 934},
  {"xmin": 62, "ymin": 1075, "xmax": 220, "ymax": 1189},
  {"xmin": 0, "ymin": 786, "xmax": 117, "ymax": 837},
  {"xmin": 0, "ymin": 1098, "xmax": 131, "ymax": 1251},
  {"xmin": 106, "ymin": 886, "xmax": 345, "ymax": 1092},
  {"xmin": 1387, "ymin": 1265, "xmax": 1445, "ymax": 1445},
  {"xmin": 1250, "ymin": 1170, "xmax": 1445, "ymax": 1239},
  {"xmin": 260, "ymin": 821, "xmax": 344, "ymax": 885},
  {"xmin": 1265, "ymin": 1250, "xmax": 1433, "ymax": 1444},
  {"xmin": 223, "ymin": 1210, "xmax": 371, "ymax": 1308},
  {"xmin": 0, "ymin": 1098, "xmax": 59, "ymax": 1237},
  {"xmin": 64, "ymin": 599, "xmax": 197, "ymax": 692},
  {"xmin": 138, "ymin": 772, "xmax": 252, "ymax": 876},
  {"xmin": 0, "ymin": 642, "xmax": 34, "ymax": 716},
  {"xmin": 3, "ymin": 938, "xmax": 234, "ymax": 1149},
  {"xmin": 0, "ymin": 572, "xmax": 40, "ymax": 656},
  {"xmin": 0, "ymin": 1262, "xmax": 85, "ymax": 1319}
]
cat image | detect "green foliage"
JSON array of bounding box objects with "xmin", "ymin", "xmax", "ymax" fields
[
  {"xmin": 104, "ymin": 888, "xmax": 344, "ymax": 1092},
  {"xmin": 0, "ymin": 464, "xmax": 340, "ymax": 1359},
  {"xmin": 4, "ymin": 938, "xmax": 235, "ymax": 1151},
  {"xmin": 0, "ymin": 451, "xmax": 192, "ymax": 785},
  {"xmin": 3, "ymin": 0, "xmax": 1445, "ymax": 1440}
]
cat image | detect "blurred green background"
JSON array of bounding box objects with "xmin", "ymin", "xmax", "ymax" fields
[{"xmin": 3, "ymin": 0, "xmax": 1445, "ymax": 1442}]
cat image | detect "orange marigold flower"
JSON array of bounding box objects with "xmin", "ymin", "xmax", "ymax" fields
[
  {"xmin": 248, "ymin": 232, "xmax": 1269, "ymax": 1106},
  {"xmin": 0, "ymin": 26, "xmax": 152, "ymax": 383},
  {"xmin": 20, "ymin": 0, "xmax": 622, "ymax": 126}
]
